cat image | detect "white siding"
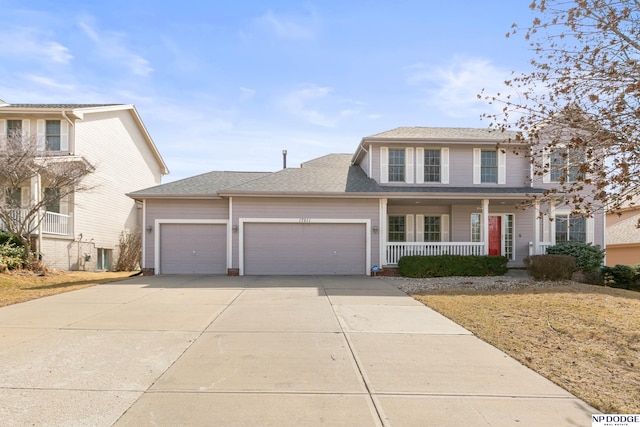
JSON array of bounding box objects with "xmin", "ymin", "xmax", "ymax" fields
[{"xmin": 69, "ymin": 110, "xmax": 165, "ymax": 263}]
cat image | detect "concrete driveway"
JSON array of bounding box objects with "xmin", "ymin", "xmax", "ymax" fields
[{"xmin": 0, "ymin": 275, "xmax": 596, "ymax": 426}]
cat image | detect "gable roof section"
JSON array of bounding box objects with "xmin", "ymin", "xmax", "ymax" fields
[
  {"xmin": 353, "ymin": 126, "xmax": 521, "ymax": 164},
  {"xmin": 128, "ymin": 171, "xmax": 271, "ymax": 199},
  {"xmin": 366, "ymin": 127, "xmax": 519, "ymax": 140},
  {"xmin": 219, "ymin": 154, "xmax": 382, "ymax": 195},
  {"xmin": 0, "ymin": 102, "xmax": 169, "ymax": 175},
  {"xmin": 607, "ymin": 213, "xmax": 640, "ymax": 245}
]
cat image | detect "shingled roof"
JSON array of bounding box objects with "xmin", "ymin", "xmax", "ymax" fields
[
  {"xmin": 365, "ymin": 127, "xmax": 519, "ymax": 140},
  {"xmin": 219, "ymin": 154, "xmax": 381, "ymax": 194},
  {"xmin": 128, "ymin": 171, "xmax": 271, "ymax": 198},
  {"xmin": 0, "ymin": 103, "xmax": 122, "ymax": 109}
]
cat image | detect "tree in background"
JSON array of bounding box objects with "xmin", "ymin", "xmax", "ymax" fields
[
  {"xmin": 0, "ymin": 131, "xmax": 93, "ymax": 263},
  {"xmin": 481, "ymin": 0, "xmax": 640, "ymax": 214}
]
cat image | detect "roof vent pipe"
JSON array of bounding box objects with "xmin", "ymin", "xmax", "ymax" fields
[{"xmin": 282, "ymin": 149, "xmax": 287, "ymax": 169}]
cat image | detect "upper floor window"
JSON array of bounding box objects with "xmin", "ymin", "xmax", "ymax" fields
[
  {"xmin": 555, "ymin": 214, "xmax": 586, "ymax": 243},
  {"xmin": 45, "ymin": 120, "xmax": 61, "ymax": 151},
  {"xmin": 7, "ymin": 120, "xmax": 21, "ymax": 138},
  {"xmin": 548, "ymin": 148, "xmax": 583, "ymax": 183},
  {"xmin": 473, "ymin": 148, "xmax": 505, "ymax": 185},
  {"xmin": 423, "ymin": 150, "xmax": 441, "ymax": 182},
  {"xmin": 388, "ymin": 149, "xmax": 405, "ymax": 182},
  {"xmin": 480, "ymin": 150, "xmax": 498, "ymax": 183},
  {"xmin": 388, "ymin": 215, "xmax": 406, "ymax": 242}
]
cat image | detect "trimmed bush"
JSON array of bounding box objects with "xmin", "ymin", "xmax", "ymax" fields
[
  {"xmin": 601, "ymin": 264, "xmax": 640, "ymax": 291},
  {"xmin": 0, "ymin": 242, "xmax": 26, "ymax": 272},
  {"xmin": 397, "ymin": 255, "xmax": 508, "ymax": 278},
  {"xmin": 0, "ymin": 231, "xmax": 21, "ymax": 247},
  {"xmin": 546, "ymin": 241, "xmax": 605, "ymax": 274},
  {"xmin": 525, "ymin": 254, "xmax": 576, "ymax": 281}
]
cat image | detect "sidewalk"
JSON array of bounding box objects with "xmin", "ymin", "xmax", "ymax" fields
[{"xmin": 0, "ymin": 275, "xmax": 596, "ymax": 426}]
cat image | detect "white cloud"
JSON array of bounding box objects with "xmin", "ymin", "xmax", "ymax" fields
[
  {"xmin": 26, "ymin": 75, "xmax": 75, "ymax": 92},
  {"xmin": 405, "ymin": 57, "xmax": 516, "ymax": 119},
  {"xmin": 78, "ymin": 17, "xmax": 153, "ymax": 77},
  {"xmin": 279, "ymin": 84, "xmax": 360, "ymax": 128},
  {"xmin": 255, "ymin": 9, "xmax": 319, "ymax": 41},
  {"xmin": 0, "ymin": 27, "xmax": 72, "ymax": 64}
]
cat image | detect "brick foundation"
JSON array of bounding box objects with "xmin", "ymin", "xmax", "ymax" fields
[
  {"xmin": 227, "ymin": 268, "xmax": 240, "ymax": 276},
  {"xmin": 374, "ymin": 267, "xmax": 401, "ymax": 277},
  {"xmin": 141, "ymin": 268, "xmax": 155, "ymax": 276}
]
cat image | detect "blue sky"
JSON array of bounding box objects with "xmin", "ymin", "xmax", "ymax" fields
[{"xmin": 0, "ymin": 1, "xmax": 535, "ymax": 182}]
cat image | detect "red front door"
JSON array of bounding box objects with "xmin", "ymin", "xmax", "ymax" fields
[{"xmin": 488, "ymin": 216, "xmax": 502, "ymax": 256}]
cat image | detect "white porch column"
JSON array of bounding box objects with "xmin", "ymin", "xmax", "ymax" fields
[
  {"xmin": 482, "ymin": 199, "xmax": 489, "ymax": 255},
  {"xmin": 534, "ymin": 199, "xmax": 540, "ymax": 254},
  {"xmin": 549, "ymin": 199, "xmax": 556, "ymax": 245},
  {"xmin": 141, "ymin": 200, "xmax": 146, "ymax": 269},
  {"xmin": 380, "ymin": 198, "xmax": 387, "ymax": 266}
]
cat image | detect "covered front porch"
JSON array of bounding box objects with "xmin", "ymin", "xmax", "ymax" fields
[{"xmin": 378, "ymin": 196, "xmax": 553, "ymax": 267}]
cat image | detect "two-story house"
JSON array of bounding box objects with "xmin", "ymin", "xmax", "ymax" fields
[
  {"xmin": 0, "ymin": 101, "xmax": 168, "ymax": 271},
  {"xmin": 128, "ymin": 127, "xmax": 605, "ymax": 276}
]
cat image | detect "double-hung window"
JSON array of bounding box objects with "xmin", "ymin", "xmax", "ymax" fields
[
  {"xmin": 388, "ymin": 149, "xmax": 405, "ymax": 182},
  {"xmin": 45, "ymin": 120, "xmax": 61, "ymax": 151},
  {"xmin": 555, "ymin": 214, "xmax": 586, "ymax": 243},
  {"xmin": 388, "ymin": 215, "xmax": 406, "ymax": 242},
  {"xmin": 547, "ymin": 148, "xmax": 584, "ymax": 183},
  {"xmin": 480, "ymin": 150, "xmax": 498, "ymax": 183},
  {"xmin": 7, "ymin": 120, "xmax": 21, "ymax": 138},
  {"xmin": 423, "ymin": 216, "xmax": 441, "ymax": 242},
  {"xmin": 423, "ymin": 149, "xmax": 441, "ymax": 182}
]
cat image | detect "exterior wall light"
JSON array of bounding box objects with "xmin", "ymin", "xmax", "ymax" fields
[{"xmin": 372, "ymin": 225, "xmax": 379, "ymax": 233}]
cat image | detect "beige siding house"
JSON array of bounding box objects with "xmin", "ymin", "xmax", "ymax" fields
[
  {"xmin": 129, "ymin": 127, "xmax": 606, "ymax": 276},
  {"xmin": 0, "ymin": 102, "xmax": 168, "ymax": 270}
]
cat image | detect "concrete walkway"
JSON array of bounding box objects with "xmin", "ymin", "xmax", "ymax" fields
[{"xmin": 0, "ymin": 275, "xmax": 596, "ymax": 426}]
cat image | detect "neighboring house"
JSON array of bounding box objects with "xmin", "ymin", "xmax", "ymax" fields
[
  {"xmin": 128, "ymin": 127, "xmax": 605, "ymax": 276},
  {"xmin": 606, "ymin": 204, "xmax": 640, "ymax": 266},
  {"xmin": 0, "ymin": 101, "xmax": 168, "ymax": 270}
]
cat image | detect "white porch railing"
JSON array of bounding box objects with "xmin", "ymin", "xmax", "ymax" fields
[
  {"xmin": 0, "ymin": 209, "xmax": 71, "ymax": 236},
  {"xmin": 529, "ymin": 242, "xmax": 553, "ymax": 256},
  {"xmin": 386, "ymin": 242, "xmax": 485, "ymax": 265},
  {"xmin": 42, "ymin": 211, "xmax": 71, "ymax": 236}
]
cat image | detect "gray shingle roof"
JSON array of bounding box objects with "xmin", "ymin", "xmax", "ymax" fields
[
  {"xmin": 128, "ymin": 171, "xmax": 271, "ymax": 197},
  {"xmin": 0, "ymin": 104, "xmax": 121, "ymax": 109},
  {"xmin": 365, "ymin": 127, "xmax": 519, "ymax": 140},
  {"xmin": 222, "ymin": 154, "xmax": 377, "ymax": 193},
  {"xmin": 607, "ymin": 213, "xmax": 640, "ymax": 245},
  {"xmin": 129, "ymin": 152, "xmax": 547, "ymax": 198}
]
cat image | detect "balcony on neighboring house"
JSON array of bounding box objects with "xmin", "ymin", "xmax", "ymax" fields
[{"xmin": 0, "ymin": 209, "xmax": 71, "ymax": 236}]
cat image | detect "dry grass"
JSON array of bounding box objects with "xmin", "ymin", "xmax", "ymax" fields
[
  {"xmin": 413, "ymin": 284, "xmax": 640, "ymax": 414},
  {"xmin": 0, "ymin": 270, "xmax": 135, "ymax": 307}
]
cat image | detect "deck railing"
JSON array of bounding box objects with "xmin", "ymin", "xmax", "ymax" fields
[
  {"xmin": 0, "ymin": 209, "xmax": 71, "ymax": 236},
  {"xmin": 386, "ymin": 242, "xmax": 485, "ymax": 265}
]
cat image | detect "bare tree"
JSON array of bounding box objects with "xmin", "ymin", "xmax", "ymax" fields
[
  {"xmin": 481, "ymin": 0, "xmax": 640, "ymax": 214},
  {"xmin": 0, "ymin": 131, "xmax": 93, "ymax": 261}
]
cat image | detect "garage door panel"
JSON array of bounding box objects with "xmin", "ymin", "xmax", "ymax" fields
[
  {"xmin": 160, "ymin": 224, "xmax": 226, "ymax": 274},
  {"xmin": 244, "ymin": 223, "xmax": 365, "ymax": 275}
]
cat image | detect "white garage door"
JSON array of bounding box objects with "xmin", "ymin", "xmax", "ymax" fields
[
  {"xmin": 243, "ymin": 222, "xmax": 366, "ymax": 275},
  {"xmin": 159, "ymin": 223, "xmax": 227, "ymax": 274}
]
